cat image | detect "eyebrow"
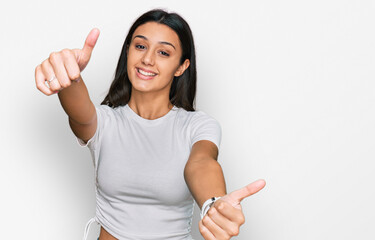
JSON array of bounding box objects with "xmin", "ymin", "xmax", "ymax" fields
[{"xmin": 133, "ymin": 35, "xmax": 176, "ymax": 50}]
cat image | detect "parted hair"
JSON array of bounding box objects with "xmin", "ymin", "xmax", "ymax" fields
[{"xmin": 101, "ymin": 9, "xmax": 197, "ymax": 111}]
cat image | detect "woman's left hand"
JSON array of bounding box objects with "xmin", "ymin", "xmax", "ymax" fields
[{"xmin": 199, "ymin": 179, "xmax": 266, "ymax": 240}]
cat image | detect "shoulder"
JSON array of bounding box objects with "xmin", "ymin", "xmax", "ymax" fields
[
  {"xmin": 96, "ymin": 104, "xmax": 125, "ymax": 117},
  {"xmin": 190, "ymin": 110, "xmax": 221, "ymax": 129},
  {"xmin": 177, "ymin": 107, "xmax": 220, "ymax": 125},
  {"xmin": 181, "ymin": 108, "xmax": 222, "ymax": 150},
  {"xmin": 94, "ymin": 105, "xmax": 129, "ymax": 129},
  {"xmin": 96, "ymin": 104, "xmax": 121, "ymax": 112}
]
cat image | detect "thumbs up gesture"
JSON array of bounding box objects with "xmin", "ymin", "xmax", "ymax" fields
[
  {"xmin": 35, "ymin": 28, "xmax": 100, "ymax": 95},
  {"xmin": 199, "ymin": 179, "xmax": 266, "ymax": 239}
]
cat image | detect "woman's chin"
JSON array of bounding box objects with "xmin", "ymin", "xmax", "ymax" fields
[{"xmin": 131, "ymin": 84, "xmax": 154, "ymax": 93}]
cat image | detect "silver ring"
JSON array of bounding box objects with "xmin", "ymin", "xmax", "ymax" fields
[{"xmin": 48, "ymin": 76, "xmax": 57, "ymax": 83}]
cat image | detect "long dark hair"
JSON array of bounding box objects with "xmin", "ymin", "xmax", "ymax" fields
[{"xmin": 101, "ymin": 9, "xmax": 197, "ymax": 111}]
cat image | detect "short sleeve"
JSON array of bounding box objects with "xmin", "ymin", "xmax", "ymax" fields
[
  {"xmin": 76, "ymin": 105, "xmax": 108, "ymax": 151},
  {"xmin": 190, "ymin": 112, "xmax": 222, "ymax": 151}
]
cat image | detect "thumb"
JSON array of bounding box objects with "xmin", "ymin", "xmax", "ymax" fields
[
  {"xmin": 74, "ymin": 28, "xmax": 100, "ymax": 71},
  {"xmin": 225, "ymin": 179, "xmax": 266, "ymax": 206}
]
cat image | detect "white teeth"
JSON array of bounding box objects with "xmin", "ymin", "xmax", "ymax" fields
[{"xmin": 138, "ymin": 69, "xmax": 156, "ymax": 76}]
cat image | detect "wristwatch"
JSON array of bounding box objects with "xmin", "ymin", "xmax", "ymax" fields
[{"xmin": 200, "ymin": 197, "xmax": 221, "ymax": 219}]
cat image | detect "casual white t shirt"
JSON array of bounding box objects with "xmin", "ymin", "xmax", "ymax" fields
[{"xmin": 78, "ymin": 104, "xmax": 221, "ymax": 240}]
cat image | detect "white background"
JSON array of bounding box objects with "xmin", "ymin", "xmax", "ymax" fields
[{"xmin": 1, "ymin": 0, "xmax": 374, "ymax": 239}]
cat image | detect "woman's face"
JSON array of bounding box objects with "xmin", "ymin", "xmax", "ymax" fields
[{"xmin": 127, "ymin": 22, "xmax": 190, "ymax": 95}]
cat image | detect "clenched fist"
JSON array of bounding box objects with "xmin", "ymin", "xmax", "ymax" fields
[{"xmin": 35, "ymin": 28, "xmax": 100, "ymax": 95}]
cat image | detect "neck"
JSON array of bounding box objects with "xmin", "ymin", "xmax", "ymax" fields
[{"xmin": 128, "ymin": 90, "xmax": 173, "ymax": 120}]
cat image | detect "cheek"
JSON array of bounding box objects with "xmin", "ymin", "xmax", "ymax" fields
[
  {"xmin": 126, "ymin": 60, "xmax": 136, "ymax": 83},
  {"xmin": 127, "ymin": 48, "xmax": 141, "ymax": 64},
  {"xmin": 127, "ymin": 51, "xmax": 136, "ymax": 66},
  {"xmin": 160, "ymin": 60, "xmax": 181, "ymax": 76},
  {"xmin": 126, "ymin": 61, "xmax": 133, "ymax": 80},
  {"xmin": 127, "ymin": 53, "xmax": 139, "ymax": 76}
]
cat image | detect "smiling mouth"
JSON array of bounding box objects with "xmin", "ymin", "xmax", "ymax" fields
[{"xmin": 137, "ymin": 68, "xmax": 157, "ymax": 76}]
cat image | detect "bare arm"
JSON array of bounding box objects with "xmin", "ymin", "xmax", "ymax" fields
[
  {"xmin": 58, "ymin": 79, "xmax": 96, "ymax": 143},
  {"xmin": 184, "ymin": 140, "xmax": 226, "ymax": 208}
]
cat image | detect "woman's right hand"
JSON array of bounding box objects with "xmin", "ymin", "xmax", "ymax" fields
[{"xmin": 35, "ymin": 28, "xmax": 100, "ymax": 96}]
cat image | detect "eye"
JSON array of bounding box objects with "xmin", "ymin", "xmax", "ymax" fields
[
  {"xmin": 135, "ymin": 44, "xmax": 145, "ymax": 50},
  {"xmin": 159, "ymin": 51, "xmax": 170, "ymax": 57}
]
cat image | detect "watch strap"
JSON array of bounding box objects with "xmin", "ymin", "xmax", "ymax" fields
[{"xmin": 200, "ymin": 197, "xmax": 221, "ymax": 219}]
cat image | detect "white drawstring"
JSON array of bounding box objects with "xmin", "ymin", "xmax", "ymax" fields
[{"xmin": 83, "ymin": 217, "xmax": 97, "ymax": 240}]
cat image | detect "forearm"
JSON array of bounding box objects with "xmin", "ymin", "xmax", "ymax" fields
[
  {"xmin": 57, "ymin": 77, "xmax": 95, "ymax": 124},
  {"xmin": 184, "ymin": 158, "xmax": 227, "ymax": 209}
]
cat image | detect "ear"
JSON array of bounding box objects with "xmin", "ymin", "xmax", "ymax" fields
[{"xmin": 174, "ymin": 59, "xmax": 190, "ymax": 77}]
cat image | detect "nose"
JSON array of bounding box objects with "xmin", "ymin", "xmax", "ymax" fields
[{"xmin": 141, "ymin": 49, "xmax": 155, "ymax": 66}]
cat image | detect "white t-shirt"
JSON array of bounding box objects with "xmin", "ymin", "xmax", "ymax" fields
[{"xmin": 78, "ymin": 104, "xmax": 221, "ymax": 240}]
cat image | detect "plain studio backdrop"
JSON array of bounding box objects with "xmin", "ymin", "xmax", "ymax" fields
[{"xmin": 0, "ymin": 0, "xmax": 374, "ymax": 239}]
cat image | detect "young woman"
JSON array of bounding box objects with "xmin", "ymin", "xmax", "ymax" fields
[{"xmin": 35, "ymin": 9, "xmax": 265, "ymax": 240}]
